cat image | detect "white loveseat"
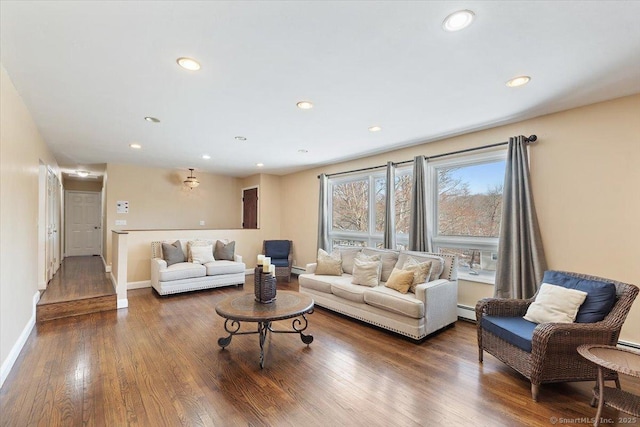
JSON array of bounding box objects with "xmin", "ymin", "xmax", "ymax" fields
[
  {"xmin": 299, "ymin": 247, "xmax": 458, "ymax": 340},
  {"xmin": 150, "ymin": 240, "xmax": 246, "ymax": 296}
]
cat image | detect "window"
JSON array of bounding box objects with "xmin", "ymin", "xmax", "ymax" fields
[
  {"xmin": 329, "ymin": 166, "xmax": 412, "ymax": 250},
  {"xmin": 429, "ymin": 150, "xmax": 507, "ymax": 284}
]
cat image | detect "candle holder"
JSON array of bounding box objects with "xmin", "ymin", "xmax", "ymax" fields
[{"xmin": 254, "ymin": 266, "xmax": 277, "ymax": 303}]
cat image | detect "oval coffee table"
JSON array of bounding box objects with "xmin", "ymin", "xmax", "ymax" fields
[
  {"xmin": 215, "ymin": 291, "xmax": 314, "ymax": 368},
  {"xmin": 577, "ymin": 344, "xmax": 640, "ymax": 427}
]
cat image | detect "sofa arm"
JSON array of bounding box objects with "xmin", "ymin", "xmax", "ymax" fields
[
  {"xmin": 151, "ymin": 258, "xmax": 167, "ymax": 286},
  {"xmin": 234, "ymin": 254, "xmax": 243, "ymax": 264},
  {"xmin": 415, "ymin": 279, "xmax": 458, "ymax": 330},
  {"xmin": 305, "ymin": 263, "xmax": 317, "ymax": 274}
]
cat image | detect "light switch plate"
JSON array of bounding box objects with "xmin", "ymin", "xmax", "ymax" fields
[
  {"xmin": 115, "ymin": 220, "xmax": 127, "ymax": 226},
  {"xmin": 199, "ymin": 220, "xmax": 205, "ymax": 226}
]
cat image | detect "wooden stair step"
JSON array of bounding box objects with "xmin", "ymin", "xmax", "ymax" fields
[{"xmin": 37, "ymin": 294, "xmax": 117, "ymax": 322}]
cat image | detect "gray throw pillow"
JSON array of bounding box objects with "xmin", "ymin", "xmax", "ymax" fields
[
  {"xmin": 215, "ymin": 240, "xmax": 235, "ymax": 261},
  {"xmin": 162, "ymin": 240, "xmax": 185, "ymax": 266}
]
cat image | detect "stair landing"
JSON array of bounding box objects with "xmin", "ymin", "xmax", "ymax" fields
[{"xmin": 37, "ymin": 256, "xmax": 116, "ymax": 322}]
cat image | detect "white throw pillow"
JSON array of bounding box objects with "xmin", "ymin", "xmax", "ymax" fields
[
  {"xmin": 190, "ymin": 245, "xmax": 215, "ymax": 264},
  {"xmin": 524, "ymin": 283, "xmax": 588, "ymax": 324},
  {"xmin": 351, "ymin": 258, "xmax": 382, "ymax": 287}
]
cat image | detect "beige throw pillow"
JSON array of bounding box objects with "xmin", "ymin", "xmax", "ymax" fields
[
  {"xmin": 524, "ymin": 283, "xmax": 588, "ymax": 324},
  {"xmin": 385, "ymin": 268, "xmax": 415, "ymax": 294},
  {"xmin": 190, "ymin": 245, "xmax": 215, "ymax": 264},
  {"xmin": 315, "ymin": 249, "xmax": 342, "ymax": 276},
  {"xmin": 402, "ymin": 258, "xmax": 433, "ymax": 293},
  {"xmin": 351, "ymin": 258, "xmax": 382, "ymax": 287}
]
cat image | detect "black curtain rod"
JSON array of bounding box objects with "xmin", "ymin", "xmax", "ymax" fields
[{"xmin": 318, "ymin": 135, "xmax": 537, "ymax": 179}]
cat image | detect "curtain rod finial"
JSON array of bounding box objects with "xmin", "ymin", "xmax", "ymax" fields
[{"xmin": 527, "ymin": 135, "xmax": 538, "ymax": 143}]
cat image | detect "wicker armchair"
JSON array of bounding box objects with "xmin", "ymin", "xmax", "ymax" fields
[
  {"xmin": 263, "ymin": 240, "xmax": 293, "ymax": 282},
  {"xmin": 476, "ymin": 271, "xmax": 638, "ymax": 401}
]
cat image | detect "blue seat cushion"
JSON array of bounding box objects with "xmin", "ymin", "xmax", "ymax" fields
[
  {"xmin": 543, "ymin": 271, "xmax": 617, "ymax": 323},
  {"xmin": 265, "ymin": 240, "xmax": 290, "ymax": 259},
  {"xmin": 481, "ymin": 316, "xmax": 537, "ymax": 353},
  {"xmin": 270, "ymin": 258, "xmax": 290, "ymax": 267}
]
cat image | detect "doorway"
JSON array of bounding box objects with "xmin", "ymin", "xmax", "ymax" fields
[
  {"xmin": 65, "ymin": 191, "xmax": 102, "ymax": 256},
  {"xmin": 242, "ymin": 187, "xmax": 258, "ymax": 229}
]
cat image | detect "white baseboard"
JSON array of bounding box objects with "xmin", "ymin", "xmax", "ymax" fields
[
  {"xmin": 619, "ymin": 340, "xmax": 640, "ymax": 350},
  {"xmin": 457, "ymin": 304, "xmax": 476, "ymax": 321},
  {"xmin": 128, "ymin": 280, "xmax": 150, "ymax": 290},
  {"xmin": 0, "ymin": 291, "xmax": 40, "ymax": 389},
  {"xmin": 244, "ymin": 268, "xmax": 253, "ymax": 275},
  {"xmin": 110, "ymin": 271, "xmax": 117, "ymax": 288},
  {"xmin": 102, "ymin": 255, "xmax": 111, "ymax": 273},
  {"xmin": 117, "ymin": 298, "xmax": 128, "ymax": 309}
]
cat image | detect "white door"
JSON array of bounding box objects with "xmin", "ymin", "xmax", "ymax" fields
[
  {"xmin": 45, "ymin": 170, "xmax": 61, "ymax": 281},
  {"xmin": 65, "ymin": 191, "xmax": 101, "ymax": 256}
]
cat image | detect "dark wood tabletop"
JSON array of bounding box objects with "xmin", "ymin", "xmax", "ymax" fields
[{"xmin": 215, "ymin": 291, "xmax": 314, "ymax": 322}]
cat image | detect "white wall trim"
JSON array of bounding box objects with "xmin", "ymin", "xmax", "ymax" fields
[
  {"xmin": 117, "ymin": 298, "xmax": 129, "ymax": 309},
  {"xmin": 110, "ymin": 271, "xmax": 117, "ymax": 288},
  {"xmin": 244, "ymin": 268, "xmax": 254, "ymax": 275},
  {"xmin": 0, "ymin": 291, "xmax": 40, "ymax": 389},
  {"xmin": 457, "ymin": 304, "xmax": 476, "ymax": 321},
  {"xmin": 127, "ymin": 280, "xmax": 150, "ymax": 290},
  {"xmin": 102, "ymin": 255, "xmax": 111, "ymax": 273},
  {"xmin": 618, "ymin": 340, "xmax": 640, "ymax": 350}
]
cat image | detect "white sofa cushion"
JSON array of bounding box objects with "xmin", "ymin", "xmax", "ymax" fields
[
  {"xmin": 158, "ymin": 262, "xmax": 206, "ymax": 282},
  {"xmin": 204, "ymin": 260, "xmax": 245, "ymax": 276},
  {"xmin": 362, "ymin": 248, "xmax": 399, "ymax": 282},
  {"xmin": 364, "ymin": 286, "xmax": 425, "ymax": 319},
  {"xmin": 298, "ymin": 273, "xmax": 336, "ymax": 294},
  {"xmin": 337, "ymin": 246, "xmax": 364, "ymax": 274},
  {"xmin": 331, "ymin": 281, "xmax": 368, "ymax": 303}
]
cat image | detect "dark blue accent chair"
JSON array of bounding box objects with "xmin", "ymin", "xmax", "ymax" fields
[{"xmin": 263, "ymin": 240, "xmax": 293, "ymax": 282}]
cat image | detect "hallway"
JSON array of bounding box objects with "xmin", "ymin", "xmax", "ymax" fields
[{"xmin": 37, "ymin": 256, "xmax": 116, "ymax": 321}]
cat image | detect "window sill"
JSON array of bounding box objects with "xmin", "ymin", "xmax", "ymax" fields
[{"xmin": 458, "ymin": 272, "xmax": 495, "ymax": 285}]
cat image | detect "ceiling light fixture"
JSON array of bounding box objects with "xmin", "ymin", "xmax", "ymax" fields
[
  {"xmin": 256, "ymin": 163, "xmax": 264, "ymax": 167},
  {"xmin": 234, "ymin": 136, "xmax": 247, "ymax": 141},
  {"xmin": 296, "ymin": 101, "xmax": 313, "ymax": 110},
  {"xmin": 130, "ymin": 143, "xmax": 142, "ymax": 149},
  {"xmin": 368, "ymin": 126, "xmax": 382, "ymax": 132},
  {"xmin": 144, "ymin": 116, "xmax": 160, "ymax": 123},
  {"xmin": 442, "ymin": 10, "xmax": 475, "ymax": 32},
  {"xmin": 176, "ymin": 57, "xmax": 201, "ymax": 71},
  {"xmin": 184, "ymin": 168, "xmax": 200, "ymax": 189},
  {"xmin": 202, "ymin": 154, "xmax": 211, "ymax": 160},
  {"xmin": 298, "ymin": 149, "xmax": 309, "ymax": 154},
  {"xmin": 506, "ymin": 76, "xmax": 531, "ymax": 87},
  {"xmin": 76, "ymin": 170, "xmax": 89, "ymax": 177}
]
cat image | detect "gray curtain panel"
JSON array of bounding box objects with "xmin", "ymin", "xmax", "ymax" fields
[
  {"xmin": 409, "ymin": 155, "xmax": 432, "ymax": 252},
  {"xmin": 317, "ymin": 173, "xmax": 330, "ymax": 251},
  {"xmin": 494, "ymin": 136, "xmax": 547, "ymax": 299},
  {"xmin": 383, "ymin": 161, "xmax": 396, "ymax": 249}
]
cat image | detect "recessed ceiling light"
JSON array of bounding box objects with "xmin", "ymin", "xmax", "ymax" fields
[
  {"xmin": 296, "ymin": 101, "xmax": 313, "ymax": 110},
  {"xmin": 176, "ymin": 57, "xmax": 201, "ymax": 71},
  {"xmin": 256, "ymin": 163, "xmax": 264, "ymax": 167},
  {"xmin": 130, "ymin": 143, "xmax": 142, "ymax": 149},
  {"xmin": 506, "ymin": 76, "xmax": 531, "ymax": 87},
  {"xmin": 202, "ymin": 154, "xmax": 211, "ymax": 160},
  {"xmin": 368, "ymin": 126, "xmax": 382, "ymax": 132},
  {"xmin": 76, "ymin": 170, "xmax": 89, "ymax": 177},
  {"xmin": 298, "ymin": 149, "xmax": 309, "ymax": 153},
  {"xmin": 442, "ymin": 10, "xmax": 475, "ymax": 32},
  {"xmin": 234, "ymin": 136, "xmax": 247, "ymax": 141},
  {"xmin": 144, "ymin": 116, "xmax": 160, "ymax": 123}
]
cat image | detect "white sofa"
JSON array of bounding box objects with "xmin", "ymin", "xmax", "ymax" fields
[
  {"xmin": 299, "ymin": 247, "xmax": 458, "ymax": 340},
  {"xmin": 150, "ymin": 240, "xmax": 246, "ymax": 296}
]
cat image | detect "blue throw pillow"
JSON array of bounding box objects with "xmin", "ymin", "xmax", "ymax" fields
[{"xmin": 542, "ymin": 271, "xmax": 617, "ymax": 323}]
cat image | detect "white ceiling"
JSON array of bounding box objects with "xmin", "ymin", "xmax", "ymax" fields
[{"xmin": 2, "ymin": 1, "xmax": 640, "ymax": 178}]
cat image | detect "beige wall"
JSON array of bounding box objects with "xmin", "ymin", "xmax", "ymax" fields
[
  {"xmin": 63, "ymin": 178, "xmax": 103, "ymax": 192},
  {"xmin": 0, "ymin": 65, "xmax": 59, "ymax": 377},
  {"xmin": 104, "ymin": 163, "xmax": 242, "ymax": 266},
  {"xmin": 280, "ymin": 94, "xmax": 640, "ymax": 344}
]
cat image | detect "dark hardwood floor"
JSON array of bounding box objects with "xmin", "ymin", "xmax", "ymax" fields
[
  {"xmin": 36, "ymin": 256, "xmax": 116, "ymax": 322},
  {"xmin": 2, "ymin": 276, "xmax": 639, "ymax": 426}
]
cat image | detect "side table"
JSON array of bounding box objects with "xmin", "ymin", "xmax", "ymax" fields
[{"xmin": 577, "ymin": 344, "xmax": 640, "ymax": 427}]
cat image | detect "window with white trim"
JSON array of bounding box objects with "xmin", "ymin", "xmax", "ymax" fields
[
  {"xmin": 428, "ymin": 150, "xmax": 507, "ymax": 284},
  {"xmin": 329, "ymin": 166, "xmax": 413, "ymax": 249}
]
